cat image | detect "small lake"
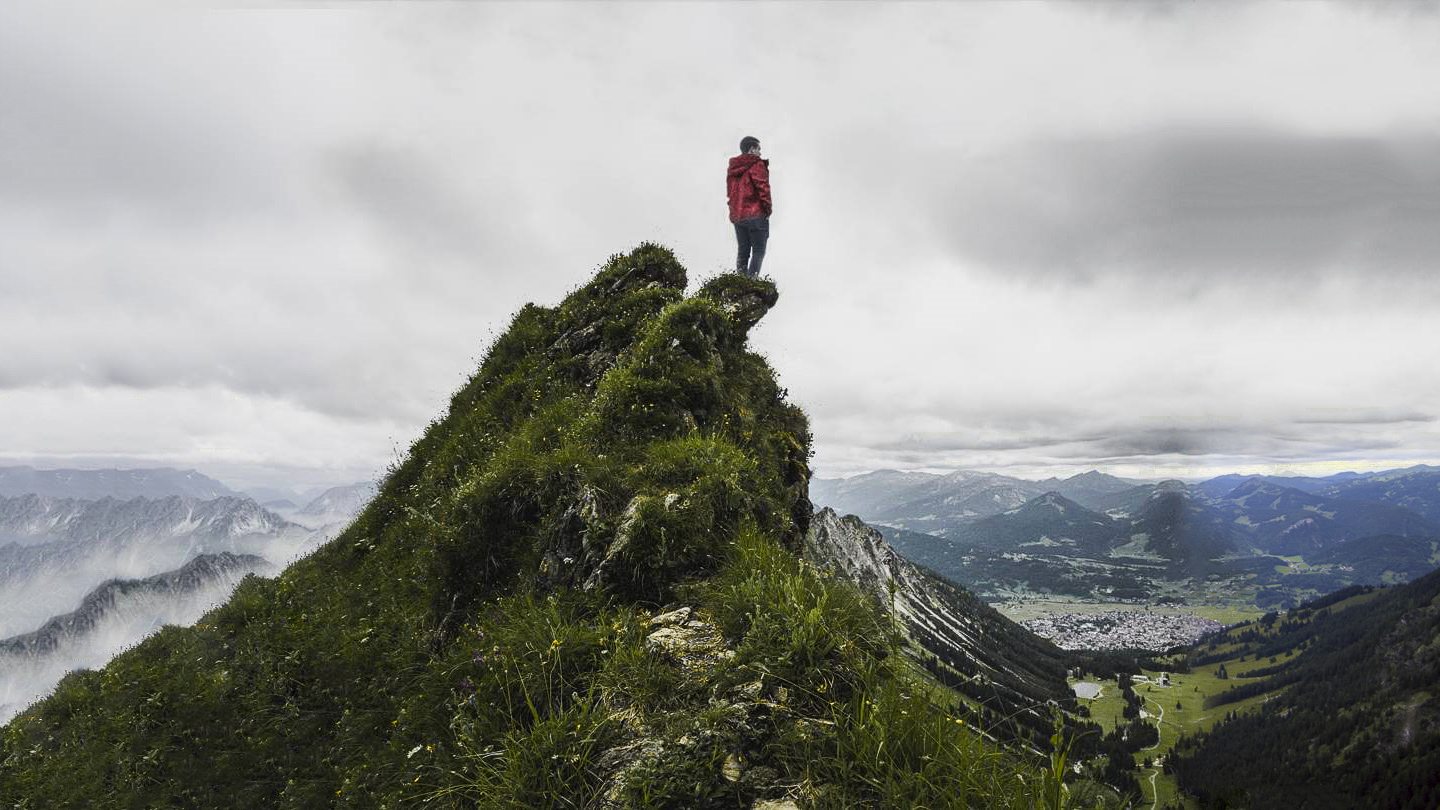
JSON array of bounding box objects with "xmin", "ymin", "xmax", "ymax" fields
[{"xmin": 1072, "ymin": 681, "xmax": 1102, "ymax": 699}]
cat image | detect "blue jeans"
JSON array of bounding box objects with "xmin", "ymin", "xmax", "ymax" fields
[{"xmin": 734, "ymin": 216, "xmax": 769, "ymax": 277}]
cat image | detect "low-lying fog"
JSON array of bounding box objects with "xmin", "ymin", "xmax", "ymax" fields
[{"xmin": 0, "ymin": 495, "xmax": 351, "ymax": 724}]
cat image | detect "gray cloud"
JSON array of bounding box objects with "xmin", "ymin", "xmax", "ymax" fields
[
  {"xmin": 857, "ymin": 422, "xmax": 1408, "ymax": 464},
  {"xmin": 3, "ymin": 3, "xmax": 1440, "ymax": 486},
  {"xmin": 871, "ymin": 431, "xmax": 1102, "ymax": 453},
  {"xmin": 0, "ymin": 10, "xmax": 291, "ymax": 223},
  {"xmin": 920, "ymin": 130, "xmax": 1440, "ymax": 286},
  {"xmin": 1084, "ymin": 428, "xmax": 1254, "ymax": 458},
  {"xmin": 1292, "ymin": 410, "xmax": 1434, "ymax": 426},
  {"xmin": 324, "ymin": 142, "xmax": 510, "ymax": 263}
]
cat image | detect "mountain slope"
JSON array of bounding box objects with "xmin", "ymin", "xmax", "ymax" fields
[
  {"xmin": 1125, "ymin": 487, "xmax": 1241, "ymax": 573},
  {"xmin": 882, "ymin": 470, "xmax": 1046, "ymax": 528},
  {"xmin": 1211, "ymin": 478, "xmax": 1436, "ymax": 556},
  {"xmin": 0, "ymin": 493, "xmax": 288, "ymax": 548},
  {"xmin": 808, "ymin": 469, "xmax": 943, "ymax": 520},
  {"xmin": 0, "ymin": 245, "xmax": 1061, "ymax": 809},
  {"xmin": 1307, "ymin": 534, "xmax": 1440, "ymax": 582},
  {"xmin": 805, "ymin": 508, "xmax": 1072, "ymax": 745},
  {"xmin": 1322, "ymin": 468, "xmax": 1440, "ymax": 525},
  {"xmin": 951, "ymin": 492, "xmax": 1121, "ymax": 554},
  {"xmin": 1169, "ymin": 568, "xmax": 1440, "ymax": 809},
  {"xmin": 1194, "ymin": 471, "xmax": 1364, "ymax": 499},
  {"xmin": 810, "ymin": 470, "xmax": 1144, "ymax": 533}
]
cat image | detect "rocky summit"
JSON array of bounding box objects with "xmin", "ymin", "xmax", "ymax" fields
[{"xmin": 0, "ymin": 245, "xmax": 1077, "ymax": 809}]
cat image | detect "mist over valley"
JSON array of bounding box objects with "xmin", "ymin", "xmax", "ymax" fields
[{"xmin": 0, "ymin": 467, "xmax": 372, "ymax": 721}]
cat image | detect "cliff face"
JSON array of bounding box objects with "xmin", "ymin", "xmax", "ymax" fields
[
  {"xmin": 805, "ymin": 508, "xmax": 1073, "ymax": 746},
  {"xmin": 0, "ymin": 245, "xmax": 1056, "ymax": 809}
]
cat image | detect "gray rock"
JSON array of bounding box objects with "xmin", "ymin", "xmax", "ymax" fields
[
  {"xmin": 648, "ymin": 606, "xmax": 693, "ymax": 628},
  {"xmin": 643, "ymin": 617, "xmax": 734, "ymax": 673},
  {"xmin": 595, "ymin": 738, "xmax": 664, "ymax": 807},
  {"xmin": 722, "ymin": 752, "xmax": 744, "ymax": 782}
]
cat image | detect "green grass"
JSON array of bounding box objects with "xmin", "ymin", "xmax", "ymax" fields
[
  {"xmin": 695, "ymin": 530, "xmax": 1064, "ymax": 809},
  {"xmin": 0, "ymin": 244, "xmax": 1084, "ymax": 809},
  {"xmin": 1069, "ymin": 604, "xmax": 1338, "ymax": 809}
]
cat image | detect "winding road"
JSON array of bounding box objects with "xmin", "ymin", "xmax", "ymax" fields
[{"xmin": 1141, "ymin": 693, "xmax": 1167, "ymax": 810}]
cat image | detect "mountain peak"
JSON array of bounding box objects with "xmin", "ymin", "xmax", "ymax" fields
[
  {"xmin": 1, "ymin": 245, "xmax": 1071, "ymax": 808},
  {"xmin": 1223, "ymin": 476, "xmax": 1271, "ymax": 497},
  {"xmin": 1017, "ymin": 490, "xmax": 1087, "ymax": 515}
]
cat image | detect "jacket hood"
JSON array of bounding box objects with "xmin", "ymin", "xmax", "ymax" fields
[{"xmin": 728, "ymin": 153, "xmax": 767, "ymax": 177}]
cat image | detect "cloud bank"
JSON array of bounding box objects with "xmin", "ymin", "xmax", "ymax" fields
[{"xmin": 2, "ymin": 3, "xmax": 1439, "ymax": 487}]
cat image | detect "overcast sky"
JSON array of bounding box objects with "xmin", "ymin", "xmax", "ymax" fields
[{"xmin": 4, "ymin": 2, "xmax": 1440, "ymax": 492}]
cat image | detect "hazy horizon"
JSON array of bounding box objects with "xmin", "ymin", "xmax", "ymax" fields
[{"xmin": 5, "ymin": 457, "xmax": 1440, "ymax": 499}]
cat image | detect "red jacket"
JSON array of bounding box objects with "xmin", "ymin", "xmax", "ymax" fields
[{"xmin": 727, "ymin": 153, "xmax": 772, "ymax": 223}]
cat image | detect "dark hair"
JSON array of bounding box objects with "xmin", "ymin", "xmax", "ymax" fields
[{"xmin": 739, "ymin": 136, "xmax": 760, "ymax": 153}]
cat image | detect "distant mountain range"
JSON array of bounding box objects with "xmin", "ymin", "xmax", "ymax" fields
[
  {"xmin": 0, "ymin": 495, "xmax": 309, "ymax": 639},
  {"xmin": 0, "ymin": 552, "xmax": 272, "ymax": 723},
  {"xmin": 294, "ymin": 482, "xmax": 377, "ymax": 523},
  {"xmin": 0, "ymin": 466, "xmax": 240, "ymax": 501},
  {"xmin": 0, "ymin": 470, "xmax": 378, "ymax": 725},
  {"xmin": 817, "ymin": 466, "xmax": 1440, "ymax": 609},
  {"xmin": 0, "ymin": 552, "xmax": 272, "ymax": 658},
  {"xmin": 229, "ymin": 482, "xmax": 380, "ymax": 531},
  {"xmin": 811, "ymin": 469, "xmax": 1141, "ymax": 537}
]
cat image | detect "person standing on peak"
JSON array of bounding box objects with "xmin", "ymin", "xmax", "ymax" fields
[{"xmin": 727, "ymin": 135, "xmax": 772, "ymax": 278}]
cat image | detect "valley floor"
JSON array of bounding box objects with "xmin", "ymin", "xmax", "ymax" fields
[{"xmin": 1069, "ymin": 626, "xmax": 1308, "ymax": 807}]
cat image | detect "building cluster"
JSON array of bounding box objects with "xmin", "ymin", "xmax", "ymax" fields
[{"xmin": 1023, "ymin": 610, "xmax": 1224, "ymax": 651}]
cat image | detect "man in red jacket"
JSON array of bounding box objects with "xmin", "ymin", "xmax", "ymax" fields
[{"xmin": 727, "ymin": 135, "xmax": 772, "ymax": 278}]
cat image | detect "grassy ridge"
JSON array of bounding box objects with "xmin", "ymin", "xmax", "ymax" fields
[{"xmin": 1, "ymin": 245, "xmax": 1071, "ymax": 809}]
